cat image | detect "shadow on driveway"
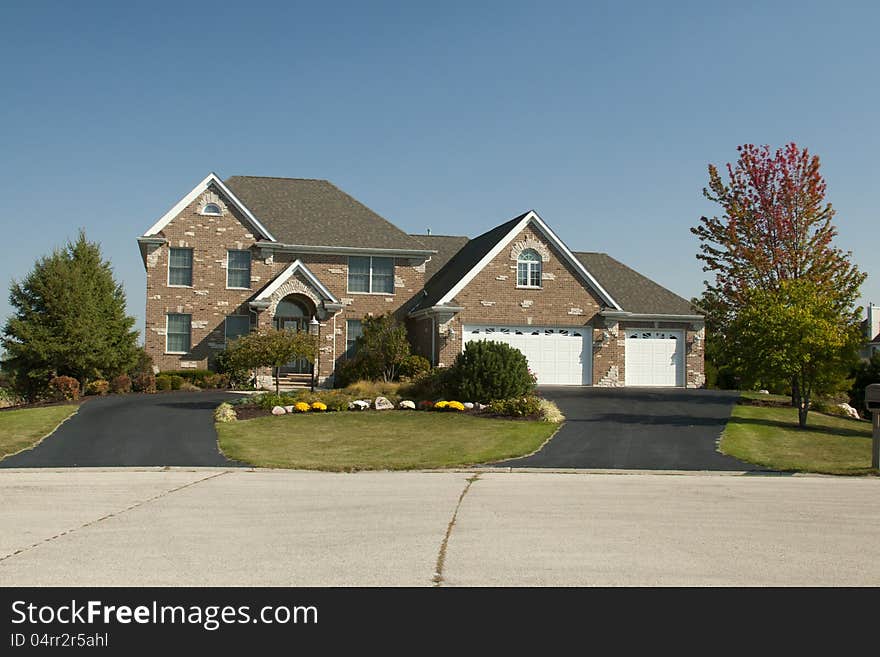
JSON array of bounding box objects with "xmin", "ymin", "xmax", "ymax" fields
[
  {"xmin": 497, "ymin": 387, "xmax": 765, "ymax": 471},
  {"xmin": 1, "ymin": 391, "xmax": 243, "ymax": 468}
]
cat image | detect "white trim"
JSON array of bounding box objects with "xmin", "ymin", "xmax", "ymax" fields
[
  {"xmin": 435, "ymin": 211, "xmax": 621, "ymax": 309},
  {"xmin": 165, "ymin": 313, "xmax": 192, "ymax": 355},
  {"xmin": 253, "ymin": 259, "xmax": 339, "ymax": 304},
  {"xmin": 225, "ymin": 249, "xmax": 252, "ymax": 290},
  {"xmin": 167, "ymin": 246, "xmax": 193, "ymax": 288},
  {"xmin": 346, "ymin": 255, "xmax": 395, "ymax": 295},
  {"xmin": 143, "ymin": 172, "xmax": 276, "ymax": 241},
  {"xmin": 259, "ymin": 242, "xmax": 434, "ymax": 258}
]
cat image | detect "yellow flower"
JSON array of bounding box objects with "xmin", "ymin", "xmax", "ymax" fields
[
  {"xmin": 434, "ymin": 400, "xmax": 449, "ymax": 409},
  {"xmin": 447, "ymin": 401, "xmax": 465, "ymax": 411},
  {"xmin": 294, "ymin": 402, "xmax": 310, "ymax": 413},
  {"xmin": 311, "ymin": 401, "xmax": 327, "ymax": 412}
]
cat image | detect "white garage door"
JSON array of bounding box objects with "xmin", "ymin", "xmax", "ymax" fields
[
  {"xmin": 463, "ymin": 326, "xmax": 591, "ymax": 385},
  {"xmin": 624, "ymin": 329, "xmax": 684, "ymax": 387}
]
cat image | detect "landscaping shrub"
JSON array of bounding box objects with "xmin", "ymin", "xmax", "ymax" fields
[
  {"xmin": 433, "ymin": 400, "xmax": 465, "ymax": 412},
  {"xmin": 110, "ymin": 374, "xmax": 132, "ymax": 394},
  {"xmin": 311, "ymin": 401, "xmax": 327, "ymax": 412},
  {"xmin": 214, "ymin": 402, "xmax": 237, "ymax": 423},
  {"xmin": 132, "ymin": 372, "xmax": 156, "ymax": 393},
  {"xmin": 48, "ymin": 376, "xmax": 80, "ymax": 401},
  {"xmin": 0, "ymin": 387, "xmax": 20, "ymax": 408},
  {"xmin": 417, "ymin": 400, "xmax": 434, "ymax": 411},
  {"xmin": 179, "ymin": 381, "xmax": 200, "ymax": 392},
  {"xmin": 129, "ymin": 348, "xmax": 155, "ymax": 378},
  {"xmin": 156, "ymin": 375, "xmax": 173, "ymax": 391},
  {"xmin": 538, "ymin": 398, "xmax": 565, "ymax": 423},
  {"xmin": 401, "ymin": 367, "xmax": 449, "ymax": 401},
  {"xmin": 488, "ymin": 396, "xmax": 542, "ymax": 418},
  {"xmin": 399, "ymin": 354, "xmax": 431, "ymax": 380},
  {"xmin": 159, "ymin": 370, "xmax": 212, "ymax": 387},
  {"xmin": 333, "ymin": 357, "xmax": 375, "ymax": 388},
  {"xmin": 446, "ymin": 341, "xmax": 535, "ymax": 402},
  {"xmin": 169, "ymin": 375, "xmax": 184, "ymax": 391},
  {"xmin": 254, "ymin": 393, "xmax": 296, "ymax": 409},
  {"xmin": 214, "ymin": 349, "xmax": 252, "ymax": 388},
  {"xmin": 344, "ymin": 380, "xmax": 401, "ymax": 399},
  {"xmin": 86, "ymin": 379, "xmax": 110, "ymax": 396}
]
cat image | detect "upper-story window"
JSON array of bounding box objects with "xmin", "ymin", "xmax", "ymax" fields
[
  {"xmin": 348, "ymin": 256, "xmax": 394, "ymax": 294},
  {"xmin": 517, "ymin": 248, "xmax": 542, "ymax": 288},
  {"xmin": 226, "ymin": 250, "xmax": 252, "ymax": 289},
  {"xmin": 168, "ymin": 247, "xmax": 193, "ymax": 286},
  {"xmin": 201, "ymin": 203, "xmax": 222, "ymax": 216}
]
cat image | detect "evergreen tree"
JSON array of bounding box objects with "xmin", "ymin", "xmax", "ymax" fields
[{"xmin": 2, "ymin": 232, "xmax": 139, "ymax": 399}]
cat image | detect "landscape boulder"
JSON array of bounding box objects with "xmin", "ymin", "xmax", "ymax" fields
[
  {"xmin": 374, "ymin": 396, "xmax": 394, "ymax": 410},
  {"xmin": 837, "ymin": 403, "xmax": 861, "ymax": 419},
  {"xmin": 399, "ymin": 400, "xmax": 416, "ymax": 410},
  {"xmin": 271, "ymin": 406, "xmax": 286, "ymax": 415},
  {"xmin": 349, "ymin": 400, "xmax": 370, "ymax": 411}
]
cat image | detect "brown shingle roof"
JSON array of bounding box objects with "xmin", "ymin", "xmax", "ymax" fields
[
  {"xmin": 224, "ymin": 176, "xmax": 428, "ymax": 251},
  {"xmin": 409, "ymin": 234, "xmax": 470, "ymax": 280},
  {"xmin": 574, "ymin": 252, "xmax": 698, "ymax": 315}
]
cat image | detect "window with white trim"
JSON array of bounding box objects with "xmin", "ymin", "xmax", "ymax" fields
[
  {"xmin": 166, "ymin": 314, "xmax": 191, "ymax": 353},
  {"xmin": 347, "ymin": 256, "xmax": 394, "ymax": 294},
  {"xmin": 346, "ymin": 319, "xmax": 363, "ymax": 358},
  {"xmin": 226, "ymin": 250, "xmax": 251, "ymax": 289},
  {"xmin": 517, "ymin": 249, "xmax": 542, "ymax": 288},
  {"xmin": 225, "ymin": 315, "xmax": 250, "ymax": 343},
  {"xmin": 168, "ymin": 248, "xmax": 193, "ymax": 286},
  {"xmin": 202, "ymin": 203, "xmax": 222, "ymax": 215}
]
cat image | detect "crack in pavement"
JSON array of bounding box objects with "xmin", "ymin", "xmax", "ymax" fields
[
  {"xmin": 0, "ymin": 470, "xmax": 231, "ymax": 563},
  {"xmin": 432, "ymin": 473, "xmax": 480, "ymax": 586}
]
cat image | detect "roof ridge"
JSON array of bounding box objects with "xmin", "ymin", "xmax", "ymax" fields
[
  {"xmin": 410, "ymin": 233, "xmax": 469, "ymax": 239},
  {"xmin": 226, "ymin": 175, "xmax": 330, "ymax": 183}
]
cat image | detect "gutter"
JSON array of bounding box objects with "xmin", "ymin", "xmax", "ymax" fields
[
  {"xmin": 256, "ymin": 241, "xmax": 436, "ymax": 258},
  {"xmin": 408, "ymin": 304, "xmax": 465, "ymax": 319},
  {"xmin": 600, "ymin": 310, "xmax": 704, "ymax": 322}
]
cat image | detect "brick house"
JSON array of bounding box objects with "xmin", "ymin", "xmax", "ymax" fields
[{"xmin": 138, "ymin": 173, "xmax": 705, "ymax": 388}]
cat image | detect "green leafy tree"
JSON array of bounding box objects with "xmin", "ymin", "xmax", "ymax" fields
[
  {"xmin": 356, "ymin": 314, "xmax": 411, "ymax": 382},
  {"xmin": 726, "ymin": 279, "xmax": 862, "ymax": 428},
  {"xmin": 225, "ymin": 328, "xmax": 317, "ymax": 394},
  {"xmin": 1, "ymin": 232, "xmax": 139, "ymax": 400},
  {"xmin": 693, "ymin": 143, "xmax": 865, "ymax": 402}
]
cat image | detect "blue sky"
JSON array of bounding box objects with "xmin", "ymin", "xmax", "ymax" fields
[{"xmin": 1, "ymin": 1, "xmax": 877, "ymax": 338}]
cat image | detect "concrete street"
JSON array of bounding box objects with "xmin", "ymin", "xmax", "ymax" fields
[{"xmin": 1, "ymin": 468, "xmax": 879, "ymax": 586}]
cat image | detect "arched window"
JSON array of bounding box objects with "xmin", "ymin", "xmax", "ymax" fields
[
  {"xmin": 517, "ymin": 248, "xmax": 542, "ymax": 287},
  {"xmin": 202, "ymin": 203, "xmax": 222, "ymax": 215}
]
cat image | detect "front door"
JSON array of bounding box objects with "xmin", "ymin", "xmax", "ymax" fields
[{"xmin": 275, "ymin": 317, "xmax": 313, "ymax": 374}]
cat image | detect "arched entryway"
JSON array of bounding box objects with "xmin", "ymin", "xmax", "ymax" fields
[{"xmin": 274, "ymin": 294, "xmax": 315, "ymax": 374}]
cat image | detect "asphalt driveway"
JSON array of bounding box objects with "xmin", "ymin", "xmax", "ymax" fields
[
  {"xmin": 499, "ymin": 387, "xmax": 760, "ymax": 471},
  {"xmin": 0, "ymin": 391, "xmax": 241, "ymax": 468}
]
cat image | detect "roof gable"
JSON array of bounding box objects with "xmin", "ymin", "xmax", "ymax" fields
[
  {"xmin": 143, "ymin": 173, "xmax": 275, "ymax": 240},
  {"xmin": 224, "ymin": 176, "xmax": 427, "ymax": 251},
  {"xmin": 414, "ymin": 211, "xmax": 620, "ymax": 312},
  {"xmin": 253, "ymin": 259, "xmax": 339, "ymax": 304}
]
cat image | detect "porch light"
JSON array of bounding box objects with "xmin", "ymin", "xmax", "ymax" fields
[{"xmin": 309, "ymin": 317, "xmax": 319, "ymax": 334}]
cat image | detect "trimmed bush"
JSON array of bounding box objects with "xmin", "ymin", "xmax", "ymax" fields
[
  {"xmin": 399, "ymin": 354, "xmax": 431, "ymax": 380},
  {"xmin": 110, "ymin": 374, "xmax": 132, "ymax": 394},
  {"xmin": 213, "ymin": 349, "xmax": 253, "ymax": 389},
  {"xmin": 488, "ymin": 396, "xmax": 542, "ymax": 418},
  {"xmin": 132, "ymin": 372, "xmax": 156, "ymax": 393},
  {"xmin": 156, "ymin": 375, "xmax": 173, "ymax": 391},
  {"xmin": 48, "ymin": 375, "xmax": 80, "ymax": 401},
  {"xmin": 446, "ymin": 341, "xmax": 536, "ymax": 402},
  {"xmin": 86, "ymin": 379, "xmax": 110, "ymax": 396},
  {"xmin": 158, "ymin": 370, "xmax": 212, "ymax": 387},
  {"xmin": 169, "ymin": 375, "xmax": 184, "ymax": 391}
]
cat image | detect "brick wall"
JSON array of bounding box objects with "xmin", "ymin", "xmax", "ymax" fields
[{"xmin": 143, "ymin": 184, "xmax": 426, "ymax": 382}]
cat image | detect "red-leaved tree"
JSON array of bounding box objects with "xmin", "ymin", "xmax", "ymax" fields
[{"xmin": 693, "ymin": 143, "xmax": 865, "ymax": 401}]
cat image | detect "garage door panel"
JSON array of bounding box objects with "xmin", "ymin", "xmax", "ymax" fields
[
  {"xmin": 624, "ymin": 330, "xmax": 683, "ymax": 387},
  {"xmin": 463, "ymin": 325, "xmax": 590, "ymax": 386}
]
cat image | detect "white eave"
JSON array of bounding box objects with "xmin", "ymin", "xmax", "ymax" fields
[
  {"xmin": 257, "ymin": 241, "xmax": 436, "ymax": 258},
  {"xmin": 434, "ymin": 210, "xmax": 622, "ymax": 310},
  {"xmin": 142, "ymin": 172, "xmax": 276, "ymax": 241},
  {"xmin": 252, "ymin": 259, "xmax": 339, "ymax": 304},
  {"xmin": 600, "ymin": 310, "xmax": 704, "ymax": 322}
]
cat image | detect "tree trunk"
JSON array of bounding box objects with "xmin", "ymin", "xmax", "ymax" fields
[
  {"xmin": 798, "ymin": 392, "xmax": 810, "ymax": 428},
  {"xmin": 791, "ymin": 378, "xmax": 801, "ymax": 408}
]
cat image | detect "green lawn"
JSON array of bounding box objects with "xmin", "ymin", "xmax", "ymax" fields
[
  {"xmin": 720, "ymin": 404, "xmax": 875, "ymax": 475},
  {"xmin": 217, "ymin": 412, "xmax": 559, "ymax": 471},
  {"xmin": 0, "ymin": 404, "xmax": 79, "ymax": 461}
]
